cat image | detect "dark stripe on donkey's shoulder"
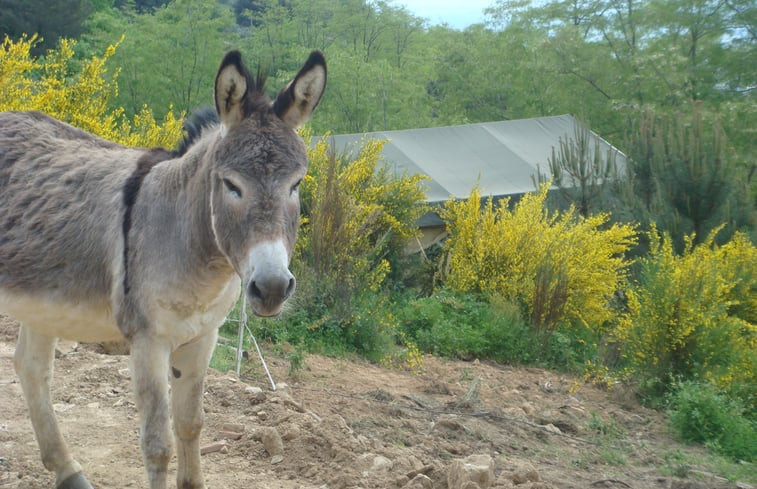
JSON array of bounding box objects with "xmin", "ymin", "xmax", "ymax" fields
[{"xmin": 121, "ymin": 148, "xmax": 173, "ymax": 295}]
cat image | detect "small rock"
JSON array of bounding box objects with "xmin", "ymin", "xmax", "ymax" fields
[
  {"xmin": 281, "ymin": 425, "xmax": 301, "ymax": 441},
  {"xmin": 218, "ymin": 430, "xmax": 243, "ymax": 440},
  {"xmin": 245, "ymin": 386, "xmax": 266, "ymax": 403},
  {"xmin": 542, "ymin": 423, "xmax": 562, "ymax": 435},
  {"xmin": 460, "ymin": 483, "xmax": 481, "ymax": 489},
  {"xmin": 405, "ymin": 474, "xmax": 434, "ymax": 489},
  {"xmin": 53, "ymin": 403, "xmax": 74, "ymax": 413},
  {"xmin": 508, "ymin": 463, "xmax": 540, "ymax": 485},
  {"xmin": 259, "ymin": 427, "xmax": 284, "ymax": 456},
  {"xmin": 406, "ymin": 465, "xmax": 435, "ymax": 480},
  {"xmin": 271, "ymin": 455, "xmax": 284, "ymax": 465},
  {"xmin": 200, "ymin": 441, "xmax": 227, "ymax": 455},
  {"xmin": 222, "ymin": 423, "xmax": 245, "ymax": 433},
  {"xmin": 370, "ymin": 455, "xmax": 393, "ymax": 472},
  {"xmin": 502, "ymin": 407, "xmax": 527, "ymax": 418},
  {"xmin": 256, "ymin": 411, "xmax": 268, "ymax": 420},
  {"xmin": 435, "ymin": 415, "xmax": 466, "ymax": 432},
  {"xmin": 447, "ymin": 454, "xmax": 494, "ymax": 489},
  {"xmin": 55, "ymin": 340, "xmax": 78, "ymax": 358}
]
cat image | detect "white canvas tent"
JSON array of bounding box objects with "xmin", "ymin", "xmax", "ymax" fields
[{"xmin": 315, "ymin": 114, "xmax": 626, "ymax": 248}]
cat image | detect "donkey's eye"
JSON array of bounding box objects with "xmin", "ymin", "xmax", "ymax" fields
[
  {"xmin": 223, "ymin": 178, "xmax": 242, "ymax": 198},
  {"xmin": 290, "ymin": 178, "xmax": 303, "ymax": 195}
]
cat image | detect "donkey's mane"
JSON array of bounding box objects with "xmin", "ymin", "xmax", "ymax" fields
[
  {"xmin": 176, "ymin": 107, "xmax": 219, "ymax": 156},
  {"xmin": 177, "ymin": 70, "xmax": 270, "ymax": 156}
]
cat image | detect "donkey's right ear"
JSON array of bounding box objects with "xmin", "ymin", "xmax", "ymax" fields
[{"xmin": 215, "ymin": 51, "xmax": 252, "ymax": 131}]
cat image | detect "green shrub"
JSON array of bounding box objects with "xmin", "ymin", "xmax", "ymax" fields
[
  {"xmin": 668, "ymin": 381, "xmax": 757, "ymax": 462},
  {"xmin": 396, "ymin": 291, "xmax": 596, "ymax": 370}
]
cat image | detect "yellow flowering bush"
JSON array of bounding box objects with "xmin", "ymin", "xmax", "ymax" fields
[
  {"xmin": 0, "ymin": 35, "xmax": 182, "ymax": 148},
  {"xmin": 441, "ymin": 183, "xmax": 637, "ymax": 332},
  {"xmin": 288, "ymin": 135, "xmax": 428, "ymax": 359},
  {"xmin": 617, "ymin": 226, "xmax": 757, "ymax": 402},
  {"xmin": 298, "ymin": 136, "xmax": 427, "ymax": 292}
]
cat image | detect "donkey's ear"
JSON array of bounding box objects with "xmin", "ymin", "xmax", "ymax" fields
[
  {"xmin": 273, "ymin": 51, "xmax": 327, "ymax": 129},
  {"xmin": 215, "ymin": 51, "xmax": 252, "ymax": 130}
]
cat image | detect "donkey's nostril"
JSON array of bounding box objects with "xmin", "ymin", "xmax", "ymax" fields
[
  {"xmin": 248, "ymin": 280, "xmax": 263, "ymax": 301},
  {"xmin": 285, "ymin": 276, "xmax": 296, "ymax": 299}
]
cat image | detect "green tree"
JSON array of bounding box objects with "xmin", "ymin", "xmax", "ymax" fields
[
  {"xmin": 0, "ymin": 0, "xmax": 93, "ymax": 54},
  {"xmin": 539, "ymin": 122, "xmax": 619, "ymax": 217},
  {"xmin": 617, "ymin": 106, "xmax": 755, "ymax": 250},
  {"xmin": 83, "ymin": 0, "xmax": 239, "ymax": 117}
]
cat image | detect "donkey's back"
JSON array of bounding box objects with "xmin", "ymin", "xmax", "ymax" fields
[{"xmin": 0, "ymin": 111, "xmax": 147, "ymax": 341}]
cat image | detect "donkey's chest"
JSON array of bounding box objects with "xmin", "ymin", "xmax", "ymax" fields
[{"xmin": 151, "ymin": 278, "xmax": 241, "ymax": 350}]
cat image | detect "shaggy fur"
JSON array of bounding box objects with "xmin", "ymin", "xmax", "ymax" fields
[{"xmin": 1, "ymin": 50, "xmax": 326, "ymax": 489}]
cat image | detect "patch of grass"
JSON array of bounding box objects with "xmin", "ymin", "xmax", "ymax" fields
[
  {"xmin": 659, "ymin": 449, "xmax": 757, "ymax": 484},
  {"xmin": 287, "ymin": 348, "xmax": 306, "ymax": 377},
  {"xmin": 586, "ymin": 411, "xmax": 628, "ymax": 466},
  {"xmin": 209, "ymin": 342, "xmax": 237, "ymax": 372},
  {"xmin": 660, "ymin": 450, "xmax": 691, "ymax": 478}
]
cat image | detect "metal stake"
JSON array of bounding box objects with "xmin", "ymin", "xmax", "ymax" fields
[
  {"xmin": 234, "ymin": 293, "xmax": 277, "ymax": 390},
  {"xmin": 234, "ymin": 295, "xmax": 247, "ymax": 376}
]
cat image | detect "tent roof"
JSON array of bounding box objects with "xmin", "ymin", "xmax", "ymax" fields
[{"xmin": 315, "ymin": 114, "xmax": 625, "ymax": 204}]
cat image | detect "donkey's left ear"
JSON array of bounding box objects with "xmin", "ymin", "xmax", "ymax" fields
[{"xmin": 273, "ymin": 51, "xmax": 327, "ymax": 129}]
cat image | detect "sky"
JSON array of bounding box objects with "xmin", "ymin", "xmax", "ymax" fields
[{"xmin": 396, "ymin": 0, "xmax": 494, "ymax": 29}]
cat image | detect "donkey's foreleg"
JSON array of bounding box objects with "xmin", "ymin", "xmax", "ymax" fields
[
  {"xmin": 170, "ymin": 331, "xmax": 217, "ymax": 489},
  {"xmin": 130, "ymin": 335, "xmax": 172, "ymax": 489},
  {"xmin": 13, "ymin": 326, "xmax": 93, "ymax": 489}
]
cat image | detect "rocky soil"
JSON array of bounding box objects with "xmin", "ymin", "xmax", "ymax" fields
[{"xmin": 0, "ymin": 315, "xmax": 753, "ymax": 489}]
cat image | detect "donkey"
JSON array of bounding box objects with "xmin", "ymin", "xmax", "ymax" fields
[{"xmin": 0, "ymin": 50, "xmax": 326, "ymax": 489}]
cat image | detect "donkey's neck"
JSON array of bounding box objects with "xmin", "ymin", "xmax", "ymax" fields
[{"xmin": 148, "ymin": 132, "xmax": 235, "ymax": 282}]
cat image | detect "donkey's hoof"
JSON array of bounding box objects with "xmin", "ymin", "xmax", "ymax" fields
[{"xmin": 57, "ymin": 472, "xmax": 94, "ymax": 489}]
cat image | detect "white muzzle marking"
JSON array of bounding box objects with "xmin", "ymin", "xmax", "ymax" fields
[{"xmin": 244, "ymin": 240, "xmax": 294, "ymax": 317}]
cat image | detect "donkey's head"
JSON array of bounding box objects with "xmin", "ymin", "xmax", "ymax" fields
[{"xmin": 209, "ymin": 50, "xmax": 326, "ymax": 317}]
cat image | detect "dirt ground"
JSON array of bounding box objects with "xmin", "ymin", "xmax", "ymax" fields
[{"xmin": 0, "ymin": 314, "xmax": 753, "ymax": 489}]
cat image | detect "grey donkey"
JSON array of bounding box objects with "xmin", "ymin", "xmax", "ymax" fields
[{"xmin": 0, "ymin": 49, "xmax": 326, "ymax": 488}]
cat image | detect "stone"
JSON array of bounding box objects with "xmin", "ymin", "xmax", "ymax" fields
[
  {"xmin": 55, "ymin": 340, "xmax": 78, "ymax": 358},
  {"xmin": 370, "ymin": 455, "xmax": 393, "ymax": 472},
  {"xmin": 218, "ymin": 430, "xmax": 243, "ymax": 440},
  {"xmin": 245, "ymin": 386, "xmax": 266, "ymax": 403},
  {"xmin": 405, "ymin": 474, "xmax": 434, "ymax": 489},
  {"xmin": 200, "ymin": 441, "xmax": 227, "ymax": 455},
  {"xmin": 259, "ymin": 427, "xmax": 284, "ymax": 456},
  {"xmin": 447, "ymin": 454, "xmax": 494, "ymax": 489},
  {"xmin": 509, "ymin": 463, "xmax": 540, "ymax": 485},
  {"xmin": 222, "ymin": 423, "xmax": 245, "ymax": 433}
]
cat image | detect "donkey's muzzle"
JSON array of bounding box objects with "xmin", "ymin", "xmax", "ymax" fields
[
  {"xmin": 247, "ymin": 272, "xmax": 295, "ymax": 317},
  {"xmin": 244, "ymin": 241, "xmax": 295, "ymax": 317}
]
